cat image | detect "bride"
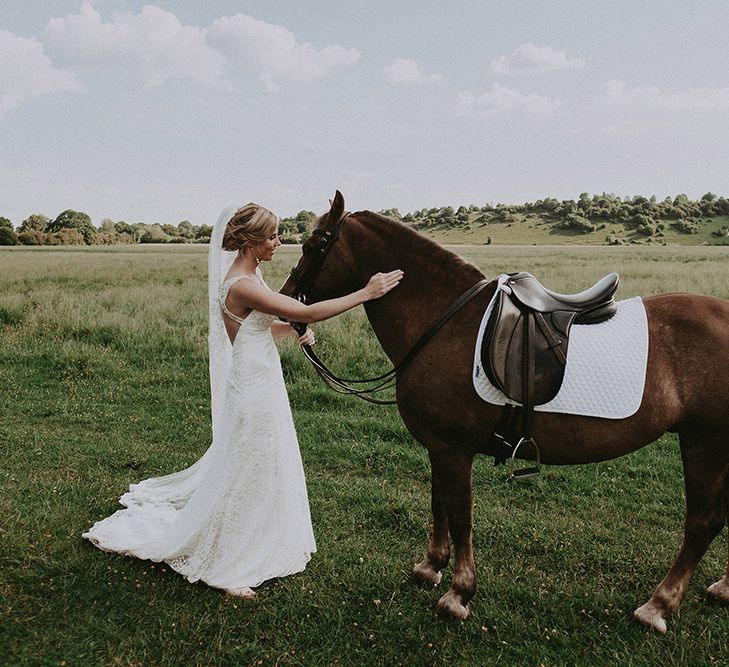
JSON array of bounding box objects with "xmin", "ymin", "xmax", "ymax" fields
[{"xmin": 83, "ymin": 203, "xmax": 403, "ymax": 598}]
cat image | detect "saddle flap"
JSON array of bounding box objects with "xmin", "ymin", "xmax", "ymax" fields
[
  {"xmin": 482, "ymin": 291, "xmax": 521, "ymax": 396},
  {"xmin": 481, "ymin": 292, "xmax": 576, "ymax": 405}
]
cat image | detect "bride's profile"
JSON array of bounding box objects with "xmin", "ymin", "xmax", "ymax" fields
[{"xmin": 83, "ymin": 202, "xmax": 403, "ymax": 598}]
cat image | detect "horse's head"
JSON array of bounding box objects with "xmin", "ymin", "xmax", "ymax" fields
[{"xmin": 280, "ymin": 190, "xmax": 362, "ymax": 303}]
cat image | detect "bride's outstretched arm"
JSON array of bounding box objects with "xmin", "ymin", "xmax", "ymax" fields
[{"xmin": 227, "ymin": 270, "xmax": 404, "ymax": 325}]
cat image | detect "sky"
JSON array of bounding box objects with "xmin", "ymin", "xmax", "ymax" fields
[{"xmin": 2, "ymin": 1, "xmax": 728, "ymax": 226}]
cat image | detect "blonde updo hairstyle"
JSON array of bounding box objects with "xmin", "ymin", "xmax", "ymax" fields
[{"xmin": 222, "ymin": 203, "xmax": 279, "ymax": 252}]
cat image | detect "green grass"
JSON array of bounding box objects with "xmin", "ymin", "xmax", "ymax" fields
[{"xmin": 2, "ymin": 244, "xmax": 728, "ymax": 666}]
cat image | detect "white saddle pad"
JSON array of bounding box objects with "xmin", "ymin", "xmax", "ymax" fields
[{"xmin": 473, "ymin": 276, "xmax": 649, "ymax": 419}]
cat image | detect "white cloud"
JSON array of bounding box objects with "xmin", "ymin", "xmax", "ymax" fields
[
  {"xmin": 599, "ymin": 79, "xmax": 729, "ymax": 111},
  {"xmin": 381, "ymin": 58, "xmax": 442, "ymax": 84},
  {"xmin": 46, "ymin": 1, "xmax": 227, "ymax": 87},
  {"xmin": 207, "ymin": 14, "xmax": 360, "ymax": 92},
  {"xmin": 0, "ymin": 29, "xmax": 83, "ymax": 117},
  {"xmin": 490, "ymin": 44, "xmax": 585, "ymax": 75},
  {"xmin": 456, "ymin": 84, "xmax": 561, "ymax": 117},
  {"xmin": 568, "ymin": 80, "xmax": 729, "ymax": 140}
]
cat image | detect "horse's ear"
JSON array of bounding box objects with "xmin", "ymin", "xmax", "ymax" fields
[{"xmin": 329, "ymin": 190, "xmax": 345, "ymax": 221}]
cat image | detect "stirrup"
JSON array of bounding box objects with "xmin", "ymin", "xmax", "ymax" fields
[{"xmin": 509, "ymin": 437, "xmax": 540, "ymax": 480}]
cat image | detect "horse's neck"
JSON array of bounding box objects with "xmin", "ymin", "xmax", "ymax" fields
[{"xmin": 356, "ymin": 216, "xmax": 485, "ymax": 364}]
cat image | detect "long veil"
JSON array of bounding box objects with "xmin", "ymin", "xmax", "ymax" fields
[
  {"xmin": 208, "ymin": 205, "xmax": 239, "ymax": 441},
  {"xmin": 99, "ymin": 205, "xmax": 238, "ymax": 511}
]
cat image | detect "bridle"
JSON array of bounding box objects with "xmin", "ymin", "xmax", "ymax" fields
[
  {"xmin": 287, "ymin": 211, "xmax": 491, "ymax": 404},
  {"xmin": 289, "ymin": 212, "xmax": 353, "ymax": 304}
]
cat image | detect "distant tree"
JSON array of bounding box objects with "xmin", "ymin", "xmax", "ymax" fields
[
  {"xmin": 178, "ymin": 220, "xmax": 194, "ymax": 238},
  {"xmin": 161, "ymin": 223, "xmax": 182, "ymax": 239},
  {"xmin": 456, "ymin": 206, "xmax": 470, "ymax": 222},
  {"xmin": 539, "ymin": 197, "xmax": 560, "ymax": 213},
  {"xmin": 93, "ymin": 232, "xmax": 120, "ymax": 245},
  {"xmin": 48, "ymin": 229, "xmax": 85, "ymax": 245},
  {"xmin": 672, "ymin": 218, "xmax": 700, "ymax": 234},
  {"xmin": 139, "ymin": 225, "xmax": 169, "ymax": 243},
  {"xmin": 114, "ymin": 221, "xmax": 135, "ymax": 236},
  {"xmin": 0, "ymin": 227, "xmax": 18, "ymax": 245},
  {"xmin": 496, "ymin": 209, "xmax": 514, "ymax": 223},
  {"xmin": 557, "ymin": 200, "xmax": 577, "ymax": 216},
  {"xmin": 18, "ymin": 230, "xmax": 46, "ymax": 245},
  {"xmin": 194, "ymin": 224, "xmax": 213, "ymax": 242},
  {"xmin": 715, "ymin": 197, "xmax": 729, "ymax": 215},
  {"xmin": 0, "ymin": 216, "xmax": 12, "ymax": 230},
  {"xmin": 630, "ymin": 213, "xmax": 657, "ymax": 236},
  {"xmin": 99, "ymin": 218, "xmax": 116, "ymax": 233},
  {"xmin": 701, "ymin": 192, "xmax": 717, "ymax": 202},
  {"xmin": 577, "ymin": 192, "xmax": 592, "ymax": 213},
  {"xmin": 48, "ymin": 210, "xmax": 96, "ymax": 244},
  {"xmin": 19, "ymin": 214, "xmax": 50, "ymax": 232},
  {"xmin": 559, "ymin": 212, "xmax": 596, "ymax": 233}
]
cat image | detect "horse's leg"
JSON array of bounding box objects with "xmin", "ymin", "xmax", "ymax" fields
[
  {"xmin": 707, "ymin": 466, "xmax": 729, "ymax": 602},
  {"xmin": 429, "ymin": 449, "xmax": 476, "ymax": 620},
  {"xmin": 634, "ymin": 430, "xmax": 728, "ymax": 633},
  {"xmin": 413, "ymin": 457, "xmax": 450, "ymax": 586}
]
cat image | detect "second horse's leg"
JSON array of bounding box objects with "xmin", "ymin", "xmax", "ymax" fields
[
  {"xmin": 707, "ymin": 464, "xmax": 729, "ymax": 602},
  {"xmin": 413, "ymin": 456, "xmax": 450, "ymax": 586},
  {"xmin": 431, "ymin": 449, "xmax": 476, "ymax": 620},
  {"xmin": 634, "ymin": 429, "xmax": 728, "ymax": 633}
]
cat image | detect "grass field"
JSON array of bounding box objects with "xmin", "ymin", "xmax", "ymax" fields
[{"xmin": 2, "ymin": 244, "xmax": 728, "ymax": 666}]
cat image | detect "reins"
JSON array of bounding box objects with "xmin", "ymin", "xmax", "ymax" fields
[{"xmin": 287, "ymin": 211, "xmax": 491, "ymax": 404}]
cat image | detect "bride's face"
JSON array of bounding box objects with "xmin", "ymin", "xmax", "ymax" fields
[{"xmin": 251, "ymin": 230, "xmax": 282, "ymax": 262}]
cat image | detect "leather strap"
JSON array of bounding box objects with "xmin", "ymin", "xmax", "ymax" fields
[{"xmin": 300, "ymin": 278, "xmax": 491, "ymax": 404}]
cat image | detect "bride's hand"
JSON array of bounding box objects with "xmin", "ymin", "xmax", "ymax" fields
[
  {"xmin": 298, "ymin": 328, "xmax": 316, "ymax": 346},
  {"xmin": 363, "ymin": 270, "xmax": 404, "ymax": 300}
]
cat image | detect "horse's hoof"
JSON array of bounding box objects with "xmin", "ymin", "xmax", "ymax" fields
[
  {"xmin": 707, "ymin": 577, "xmax": 729, "ymax": 602},
  {"xmin": 633, "ymin": 601, "xmax": 668, "ymax": 634},
  {"xmin": 437, "ymin": 592, "xmax": 469, "ymax": 621},
  {"xmin": 413, "ymin": 560, "xmax": 442, "ymax": 587}
]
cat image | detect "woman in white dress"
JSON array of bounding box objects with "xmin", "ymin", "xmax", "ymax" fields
[{"xmin": 83, "ymin": 203, "xmax": 403, "ymax": 598}]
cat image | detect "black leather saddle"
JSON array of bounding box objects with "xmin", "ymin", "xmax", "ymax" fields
[
  {"xmin": 481, "ymin": 272, "xmax": 619, "ymax": 406},
  {"xmin": 480, "ymin": 271, "xmax": 619, "ymax": 476}
]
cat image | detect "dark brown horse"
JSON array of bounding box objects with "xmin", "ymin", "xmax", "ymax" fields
[{"xmin": 280, "ymin": 191, "xmax": 729, "ymax": 633}]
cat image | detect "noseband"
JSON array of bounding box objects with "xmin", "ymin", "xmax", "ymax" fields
[{"xmin": 287, "ymin": 211, "xmax": 490, "ymax": 404}]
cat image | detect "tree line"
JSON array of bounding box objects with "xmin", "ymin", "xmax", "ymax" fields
[
  {"xmin": 1, "ymin": 193, "xmax": 728, "ymax": 246},
  {"xmin": 0, "ymin": 210, "xmax": 214, "ymax": 246},
  {"xmin": 393, "ymin": 192, "xmax": 729, "ymax": 239}
]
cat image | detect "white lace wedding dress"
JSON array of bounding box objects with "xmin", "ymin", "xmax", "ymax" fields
[{"xmin": 82, "ymin": 272, "xmax": 316, "ymax": 592}]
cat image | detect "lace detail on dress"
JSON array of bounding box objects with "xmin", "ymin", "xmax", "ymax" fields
[{"xmin": 82, "ymin": 268, "xmax": 316, "ymax": 591}]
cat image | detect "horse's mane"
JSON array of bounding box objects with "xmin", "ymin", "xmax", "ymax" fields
[{"xmin": 353, "ymin": 210, "xmax": 485, "ymax": 280}]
